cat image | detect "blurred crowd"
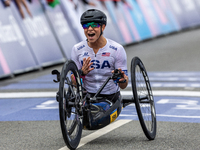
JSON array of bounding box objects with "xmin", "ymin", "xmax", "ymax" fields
[
  {"xmin": 2, "ymin": 0, "xmax": 33, "ymax": 18},
  {"xmin": 1, "ymin": 0, "xmax": 133, "ymax": 19}
]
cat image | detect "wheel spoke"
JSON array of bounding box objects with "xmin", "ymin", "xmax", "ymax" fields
[
  {"xmin": 68, "ymin": 118, "xmax": 78, "ymax": 135},
  {"xmin": 66, "ymin": 77, "xmax": 76, "ymax": 97}
]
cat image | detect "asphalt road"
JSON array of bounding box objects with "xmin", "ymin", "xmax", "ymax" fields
[{"xmin": 0, "ymin": 28, "xmax": 200, "ymax": 150}]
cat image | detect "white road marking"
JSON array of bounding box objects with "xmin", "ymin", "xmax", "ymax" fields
[
  {"xmin": 119, "ymin": 114, "xmax": 200, "ymax": 119},
  {"xmin": 156, "ymin": 114, "xmax": 200, "ymax": 118},
  {"xmin": 32, "ymin": 100, "xmax": 58, "ymax": 109},
  {"xmin": 152, "ymin": 91, "xmax": 200, "ymax": 97},
  {"xmin": 0, "ymin": 90, "xmax": 200, "ymax": 99},
  {"xmin": 121, "ymin": 91, "xmax": 200, "ymax": 97},
  {"xmin": 157, "ymin": 99, "xmax": 200, "ymax": 110},
  {"xmin": 0, "ymin": 92, "xmax": 56, "ymax": 98},
  {"xmin": 58, "ymin": 119, "xmax": 132, "ymax": 150}
]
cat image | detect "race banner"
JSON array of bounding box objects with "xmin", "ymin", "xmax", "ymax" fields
[
  {"xmin": 167, "ymin": 0, "xmax": 189, "ymax": 29},
  {"xmin": 151, "ymin": 0, "xmax": 175, "ymax": 34},
  {"xmin": 104, "ymin": 1, "xmax": 133, "ymax": 44},
  {"xmin": 0, "ymin": 2, "xmax": 37, "ymax": 77},
  {"xmin": 41, "ymin": 3, "xmax": 78, "ymax": 59},
  {"xmin": 10, "ymin": 0, "xmax": 65, "ymax": 67},
  {"xmin": 179, "ymin": 0, "xmax": 200, "ymax": 28},
  {"xmin": 59, "ymin": 0, "xmax": 86, "ymax": 42},
  {"xmin": 126, "ymin": 0, "xmax": 152, "ymax": 40},
  {"xmin": 156, "ymin": 0, "xmax": 181, "ymax": 32},
  {"xmin": 136, "ymin": 0, "xmax": 165, "ymax": 37},
  {"xmin": 118, "ymin": 1, "xmax": 140, "ymax": 42},
  {"xmin": 136, "ymin": 0, "xmax": 161, "ymax": 37}
]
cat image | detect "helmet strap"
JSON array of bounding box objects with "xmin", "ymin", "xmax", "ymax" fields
[{"xmin": 98, "ymin": 25, "xmax": 103, "ymax": 39}]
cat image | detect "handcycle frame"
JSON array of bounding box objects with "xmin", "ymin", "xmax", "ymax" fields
[{"xmin": 52, "ymin": 56, "xmax": 157, "ymax": 150}]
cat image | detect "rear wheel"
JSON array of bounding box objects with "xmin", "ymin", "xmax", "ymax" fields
[
  {"xmin": 131, "ymin": 57, "xmax": 156, "ymax": 140},
  {"xmin": 58, "ymin": 60, "xmax": 83, "ymax": 149}
]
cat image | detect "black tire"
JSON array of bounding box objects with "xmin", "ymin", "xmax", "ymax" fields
[
  {"xmin": 131, "ymin": 57, "xmax": 156, "ymax": 140},
  {"xmin": 58, "ymin": 60, "xmax": 82, "ymax": 150}
]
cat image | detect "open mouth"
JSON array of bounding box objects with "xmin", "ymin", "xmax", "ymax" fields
[{"xmin": 88, "ymin": 33, "xmax": 95, "ymax": 37}]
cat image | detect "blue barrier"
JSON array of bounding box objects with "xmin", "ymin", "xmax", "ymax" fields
[
  {"xmin": 137, "ymin": 0, "xmax": 162, "ymax": 37},
  {"xmin": 126, "ymin": 0, "xmax": 152, "ymax": 40},
  {"xmin": 0, "ymin": 2, "xmax": 37, "ymax": 78},
  {"xmin": 105, "ymin": 1, "xmax": 133, "ymax": 44},
  {"xmin": 151, "ymin": 0, "xmax": 174, "ymax": 34},
  {"xmin": 10, "ymin": 0, "xmax": 65, "ymax": 66},
  {"xmin": 41, "ymin": 4, "xmax": 78, "ymax": 59},
  {"xmin": 158, "ymin": 0, "xmax": 181, "ymax": 32},
  {"xmin": 59, "ymin": 0, "xmax": 85, "ymax": 42}
]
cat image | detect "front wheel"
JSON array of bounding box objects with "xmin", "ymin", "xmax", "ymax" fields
[
  {"xmin": 131, "ymin": 57, "xmax": 156, "ymax": 140},
  {"xmin": 58, "ymin": 60, "xmax": 83, "ymax": 149}
]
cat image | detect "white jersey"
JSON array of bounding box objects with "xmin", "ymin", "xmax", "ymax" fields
[{"xmin": 71, "ymin": 38, "xmax": 128, "ymax": 94}]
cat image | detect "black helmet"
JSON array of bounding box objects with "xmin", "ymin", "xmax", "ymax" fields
[{"xmin": 80, "ymin": 9, "xmax": 107, "ymax": 26}]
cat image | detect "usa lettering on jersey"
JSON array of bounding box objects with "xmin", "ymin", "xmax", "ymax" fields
[
  {"xmin": 77, "ymin": 45, "xmax": 85, "ymax": 50},
  {"xmin": 109, "ymin": 45, "xmax": 117, "ymax": 50},
  {"xmin": 81, "ymin": 60, "xmax": 111, "ymax": 69}
]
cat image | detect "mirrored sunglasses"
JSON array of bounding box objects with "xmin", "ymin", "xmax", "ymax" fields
[{"xmin": 82, "ymin": 22, "xmax": 101, "ymax": 29}]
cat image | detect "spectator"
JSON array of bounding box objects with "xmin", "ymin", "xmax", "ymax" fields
[
  {"xmin": 1, "ymin": 0, "xmax": 32, "ymax": 19},
  {"xmin": 99, "ymin": 0, "xmax": 132, "ymax": 9},
  {"xmin": 2, "ymin": 0, "xmax": 11, "ymax": 7},
  {"xmin": 69, "ymin": 0, "xmax": 96, "ymax": 10},
  {"xmin": 16, "ymin": 0, "xmax": 32, "ymax": 19}
]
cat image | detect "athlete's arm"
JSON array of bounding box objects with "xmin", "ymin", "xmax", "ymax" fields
[{"xmin": 114, "ymin": 45, "xmax": 128, "ymax": 89}]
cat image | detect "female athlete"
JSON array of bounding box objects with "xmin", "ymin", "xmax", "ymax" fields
[{"xmin": 71, "ymin": 9, "xmax": 129, "ymax": 100}]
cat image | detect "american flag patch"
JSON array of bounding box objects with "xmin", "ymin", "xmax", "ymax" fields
[{"xmin": 102, "ymin": 52, "xmax": 110, "ymax": 56}]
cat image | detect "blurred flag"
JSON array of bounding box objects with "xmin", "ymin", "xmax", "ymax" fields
[{"xmin": 46, "ymin": 0, "xmax": 60, "ymax": 8}]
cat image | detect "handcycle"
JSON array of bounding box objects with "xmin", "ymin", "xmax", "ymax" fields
[{"xmin": 52, "ymin": 56, "xmax": 157, "ymax": 150}]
